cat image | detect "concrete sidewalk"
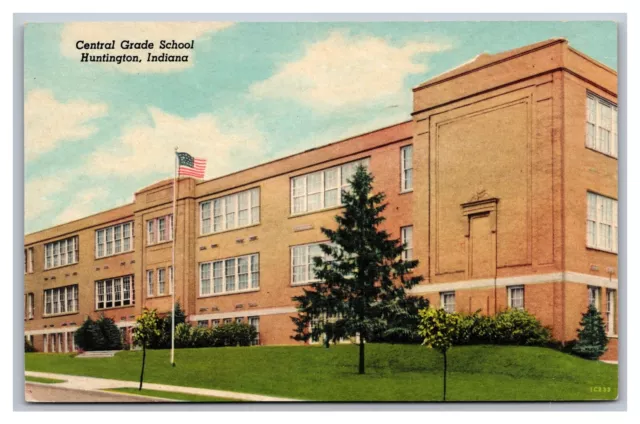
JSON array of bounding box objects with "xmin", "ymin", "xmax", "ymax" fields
[{"xmin": 25, "ymin": 371, "xmax": 301, "ymax": 402}]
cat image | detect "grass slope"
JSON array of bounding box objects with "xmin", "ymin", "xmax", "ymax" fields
[
  {"xmin": 25, "ymin": 344, "xmax": 617, "ymax": 401},
  {"xmin": 104, "ymin": 388, "xmax": 241, "ymax": 402},
  {"xmin": 25, "ymin": 376, "xmax": 66, "ymax": 384}
]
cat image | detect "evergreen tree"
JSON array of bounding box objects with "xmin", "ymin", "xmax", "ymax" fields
[
  {"xmin": 291, "ymin": 165, "xmax": 424, "ymax": 374},
  {"xmin": 96, "ymin": 315, "xmax": 123, "ymax": 350},
  {"xmin": 572, "ymin": 304, "xmax": 609, "ymax": 360},
  {"xmin": 75, "ymin": 317, "xmax": 106, "ymax": 351}
]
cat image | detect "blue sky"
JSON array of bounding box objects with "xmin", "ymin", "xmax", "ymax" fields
[{"xmin": 24, "ymin": 21, "xmax": 617, "ymax": 234}]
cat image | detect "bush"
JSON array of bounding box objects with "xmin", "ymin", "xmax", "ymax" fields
[
  {"xmin": 74, "ymin": 315, "xmax": 122, "ymax": 351},
  {"xmin": 25, "ymin": 338, "xmax": 36, "ymax": 352},
  {"xmin": 146, "ymin": 303, "xmax": 188, "ymax": 349},
  {"xmin": 572, "ymin": 304, "xmax": 608, "ymax": 360},
  {"xmin": 212, "ymin": 323, "xmax": 257, "ymax": 347}
]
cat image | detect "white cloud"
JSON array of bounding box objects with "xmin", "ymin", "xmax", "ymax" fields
[
  {"xmin": 25, "ymin": 175, "xmax": 71, "ymax": 221},
  {"xmin": 250, "ymin": 31, "xmax": 451, "ymax": 110},
  {"xmin": 25, "ymin": 89, "xmax": 108, "ymax": 162},
  {"xmin": 84, "ymin": 107, "xmax": 266, "ymax": 179},
  {"xmin": 55, "ymin": 187, "xmax": 110, "ymax": 225},
  {"xmin": 60, "ymin": 22, "xmax": 234, "ymax": 73}
]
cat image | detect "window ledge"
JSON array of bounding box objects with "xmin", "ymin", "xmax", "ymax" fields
[
  {"xmin": 44, "ymin": 262, "xmax": 79, "ymax": 272},
  {"xmin": 291, "ymin": 281, "xmax": 319, "ymax": 287},
  {"xmin": 146, "ymin": 240, "xmax": 173, "ymax": 248},
  {"xmin": 43, "ymin": 311, "xmax": 79, "ymax": 318},
  {"xmin": 148, "ymin": 293, "xmax": 173, "ymax": 299},
  {"xmin": 607, "ymin": 334, "xmax": 618, "ymax": 339},
  {"xmin": 95, "ymin": 250, "xmax": 135, "ymax": 260},
  {"xmin": 289, "ymin": 205, "xmax": 345, "ymax": 219},
  {"xmin": 585, "ymin": 146, "xmax": 618, "ymax": 160},
  {"xmin": 198, "ymin": 288, "xmax": 260, "ymax": 298},
  {"xmin": 586, "ymin": 246, "xmax": 618, "ymax": 256},
  {"xmin": 96, "ymin": 304, "xmax": 135, "ymax": 312},
  {"xmin": 198, "ymin": 222, "xmax": 261, "ymax": 239},
  {"xmin": 399, "ymin": 189, "xmax": 414, "ymax": 195}
]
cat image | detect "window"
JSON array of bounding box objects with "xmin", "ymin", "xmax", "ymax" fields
[
  {"xmin": 606, "ymin": 289, "xmax": 617, "ymax": 336},
  {"xmin": 158, "ymin": 268, "xmax": 166, "ymax": 295},
  {"xmin": 43, "ymin": 285, "xmax": 78, "ymax": 316},
  {"xmin": 95, "ymin": 276, "xmax": 134, "ymax": 310},
  {"xmin": 291, "ymin": 242, "xmax": 333, "ymax": 286},
  {"xmin": 27, "ymin": 293, "xmax": 34, "ymax": 319},
  {"xmin": 401, "ymin": 145, "xmax": 413, "ymax": 191},
  {"xmin": 249, "ymin": 317, "xmax": 260, "ymax": 345},
  {"xmin": 586, "ymin": 93, "xmax": 618, "ymax": 157},
  {"xmin": 508, "ymin": 285, "xmax": 524, "ymax": 310},
  {"xmin": 96, "ymin": 222, "xmax": 133, "ymax": 258},
  {"xmin": 199, "ymin": 254, "xmax": 260, "ymax": 296},
  {"xmin": 147, "ymin": 215, "xmax": 173, "ymax": 245},
  {"xmin": 169, "ymin": 266, "xmax": 174, "ymax": 294},
  {"xmin": 200, "ymin": 188, "xmax": 260, "ymax": 235},
  {"xmin": 587, "ymin": 192, "xmax": 618, "ymax": 253},
  {"xmin": 198, "ymin": 320, "xmax": 209, "ymax": 328},
  {"xmin": 223, "ymin": 318, "xmax": 232, "ymax": 325},
  {"xmin": 212, "ymin": 319, "xmax": 220, "ymax": 328},
  {"xmin": 147, "ymin": 270, "xmax": 154, "ymax": 297},
  {"xmin": 235, "ymin": 317, "xmax": 243, "ymax": 324},
  {"xmin": 44, "ymin": 236, "xmax": 79, "ymax": 270},
  {"xmin": 24, "ymin": 248, "xmax": 34, "ymax": 273},
  {"xmin": 440, "ymin": 292, "xmax": 455, "ymax": 313},
  {"xmin": 401, "ymin": 226, "xmax": 413, "ymax": 261},
  {"xmin": 588, "ymin": 286, "xmax": 601, "ymax": 311},
  {"xmin": 308, "ymin": 312, "xmax": 345, "ymax": 344},
  {"xmin": 290, "ymin": 158, "xmax": 370, "ymax": 215}
]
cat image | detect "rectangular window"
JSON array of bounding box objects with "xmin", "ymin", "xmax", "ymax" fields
[
  {"xmin": 223, "ymin": 318, "xmax": 232, "ymax": 325},
  {"xmin": 169, "ymin": 266, "xmax": 174, "ymax": 294},
  {"xmin": 290, "ymin": 158, "xmax": 370, "ymax": 215},
  {"xmin": 200, "ymin": 187, "xmax": 260, "ymax": 235},
  {"xmin": 43, "ymin": 285, "xmax": 79, "ymax": 316},
  {"xmin": 95, "ymin": 276, "xmax": 134, "ymax": 310},
  {"xmin": 440, "ymin": 292, "xmax": 455, "ymax": 313},
  {"xmin": 147, "ymin": 270, "xmax": 154, "ymax": 297},
  {"xmin": 25, "ymin": 248, "xmax": 34, "ymax": 273},
  {"xmin": 508, "ymin": 286, "xmax": 525, "ymax": 310},
  {"xmin": 96, "ymin": 221, "xmax": 134, "ymax": 258},
  {"xmin": 588, "ymin": 286, "xmax": 601, "ymax": 311},
  {"xmin": 146, "ymin": 215, "xmax": 173, "ymax": 245},
  {"xmin": 606, "ymin": 289, "xmax": 617, "ymax": 336},
  {"xmin": 198, "ymin": 320, "xmax": 209, "ymax": 328},
  {"xmin": 235, "ymin": 317, "xmax": 243, "ymax": 324},
  {"xmin": 158, "ymin": 268, "xmax": 166, "ymax": 295},
  {"xmin": 291, "ymin": 242, "xmax": 333, "ymax": 286},
  {"xmin": 401, "ymin": 226, "xmax": 413, "ymax": 261},
  {"xmin": 249, "ymin": 316, "xmax": 260, "ymax": 345},
  {"xmin": 586, "ymin": 93, "xmax": 618, "ymax": 157},
  {"xmin": 200, "ymin": 254, "xmax": 260, "ymax": 296},
  {"xmin": 212, "ymin": 319, "xmax": 220, "ymax": 328},
  {"xmin": 27, "ymin": 293, "xmax": 34, "ymax": 319},
  {"xmin": 44, "ymin": 236, "xmax": 79, "ymax": 270},
  {"xmin": 586, "ymin": 192, "xmax": 618, "ymax": 253},
  {"xmin": 401, "ymin": 145, "xmax": 413, "ymax": 191}
]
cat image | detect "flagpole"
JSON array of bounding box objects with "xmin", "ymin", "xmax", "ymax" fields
[{"xmin": 171, "ymin": 147, "xmax": 178, "ymax": 367}]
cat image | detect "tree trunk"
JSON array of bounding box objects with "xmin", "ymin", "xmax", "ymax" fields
[
  {"xmin": 139, "ymin": 343, "xmax": 146, "ymax": 390},
  {"xmin": 443, "ymin": 351, "xmax": 447, "ymax": 402},
  {"xmin": 358, "ymin": 336, "xmax": 365, "ymax": 375}
]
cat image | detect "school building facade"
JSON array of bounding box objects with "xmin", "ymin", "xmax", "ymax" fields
[{"xmin": 24, "ymin": 38, "xmax": 619, "ymax": 360}]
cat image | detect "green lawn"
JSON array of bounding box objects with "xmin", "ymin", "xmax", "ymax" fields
[
  {"xmin": 25, "ymin": 376, "xmax": 66, "ymax": 384},
  {"xmin": 25, "ymin": 344, "xmax": 617, "ymax": 401},
  {"xmin": 104, "ymin": 387, "xmax": 242, "ymax": 402}
]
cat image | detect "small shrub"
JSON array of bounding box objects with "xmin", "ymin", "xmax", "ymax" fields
[
  {"xmin": 174, "ymin": 323, "xmax": 193, "ymax": 348},
  {"xmin": 212, "ymin": 323, "xmax": 257, "ymax": 347},
  {"xmin": 572, "ymin": 304, "xmax": 608, "ymax": 360},
  {"xmin": 25, "ymin": 338, "xmax": 36, "ymax": 353},
  {"xmin": 75, "ymin": 315, "xmax": 123, "ymax": 351}
]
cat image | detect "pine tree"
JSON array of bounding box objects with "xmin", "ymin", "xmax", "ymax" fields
[
  {"xmin": 291, "ymin": 165, "xmax": 424, "ymax": 374},
  {"xmin": 572, "ymin": 304, "xmax": 609, "ymax": 360}
]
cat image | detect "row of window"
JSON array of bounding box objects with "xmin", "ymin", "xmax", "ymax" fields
[
  {"xmin": 147, "ymin": 215, "xmax": 173, "ymax": 245},
  {"xmin": 96, "ymin": 222, "xmax": 134, "ymax": 258},
  {"xmin": 146, "ymin": 267, "xmax": 174, "ymax": 298},
  {"xmin": 586, "ymin": 93, "xmax": 618, "ymax": 158},
  {"xmin": 96, "ymin": 276, "xmax": 135, "ymax": 310},
  {"xmin": 44, "ymin": 284, "xmax": 79, "ymax": 316},
  {"xmin": 44, "ymin": 236, "xmax": 79, "ymax": 270},
  {"xmin": 200, "ymin": 188, "xmax": 260, "ymax": 235}
]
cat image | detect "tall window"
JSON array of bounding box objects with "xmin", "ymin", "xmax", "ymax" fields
[
  {"xmin": 44, "ymin": 285, "xmax": 78, "ymax": 316},
  {"xmin": 24, "ymin": 247, "xmax": 34, "ymax": 273},
  {"xmin": 147, "ymin": 215, "xmax": 173, "ymax": 245},
  {"xmin": 291, "ymin": 158, "xmax": 370, "ymax": 215},
  {"xmin": 401, "ymin": 145, "xmax": 413, "ymax": 191},
  {"xmin": 249, "ymin": 317, "xmax": 260, "ymax": 346},
  {"xmin": 587, "ymin": 192, "xmax": 618, "ymax": 253},
  {"xmin": 401, "ymin": 226, "xmax": 413, "ymax": 261},
  {"xmin": 508, "ymin": 285, "xmax": 524, "ymax": 310},
  {"xmin": 147, "ymin": 270, "xmax": 154, "ymax": 297},
  {"xmin": 440, "ymin": 292, "xmax": 455, "ymax": 313},
  {"xmin": 199, "ymin": 254, "xmax": 260, "ymax": 296},
  {"xmin": 27, "ymin": 293, "xmax": 34, "ymax": 319},
  {"xmin": 606, "ymin": 289, "xmax": 617, "ymax": 336},
  {"xmin": 169, "ymin": 265, "xmax": 174, "ymax": 294},
  {"xmin": 95, "ymin": 276, "xmax": 134, "ymax": 309},
  {"xmin": 44, "ymin": 236, "xmax": 79, "ymax": 270},
  {"xmin": 291, "ymin": 242, "xmax": 334, "ymax": 286},
  {"xmin": 96, "ymin": 222, "xmax": 133, "ymax": 258},
  {"xmin": 157, "ymin": 268, "xmax": 166, "ymax": 295},
  {"xmin": 588, "ymin": 286, "xmax": 601, "ymax": 311},
  {"xmin": 586, "ymin": 93, "xmax": 618, "ymax": 157},
  {"xmin": 200, "ymin": 188, "xmax": 260, "ymax": 235}
]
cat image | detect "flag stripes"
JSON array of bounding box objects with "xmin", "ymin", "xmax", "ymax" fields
[{"xmin": 177, "ymin": 152, "xmax": 207, "ymax": 179}]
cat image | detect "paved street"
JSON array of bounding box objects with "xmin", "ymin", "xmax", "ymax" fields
[{"xmin": 25, "ymin": 383, "xmax": 164, "ymax": 403}]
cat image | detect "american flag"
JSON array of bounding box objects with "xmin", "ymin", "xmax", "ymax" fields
[{"xmin": 177, "ymin": 152, "xmax": 207, "ymax": 178}]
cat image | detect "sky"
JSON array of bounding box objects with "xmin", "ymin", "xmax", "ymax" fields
[{"xmin": 24, "ymin": 21, "xmax": 617, "ymax": 234}]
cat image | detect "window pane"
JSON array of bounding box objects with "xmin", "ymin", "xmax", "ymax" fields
[
  {"xmin": 225, "ymin": 259, "xmax": 236, "ymax": 291},
  {"xmin": 225, "ymin": 196, "xmax": 236, "ymax": 229},
  {"xmin": 238, "ymin": 257, "xmax": 249, "ymax": 290},
  {"xmin": 213, "ymin": 261, "xmax": 223, "ymax": 293},
  {"xmin": 251, "ymin": 255, "xmax": 260, "ymax": 288}
]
